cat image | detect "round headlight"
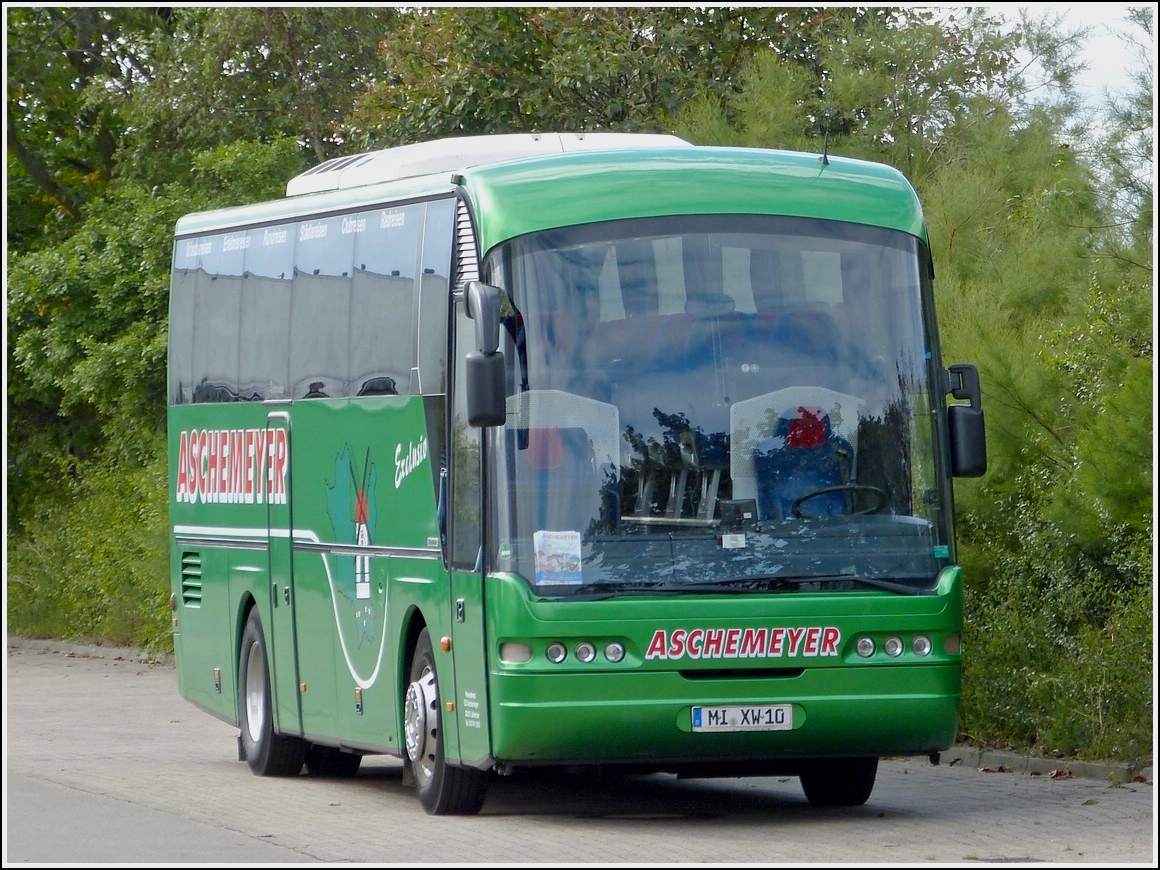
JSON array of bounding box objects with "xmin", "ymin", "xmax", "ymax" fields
[
  {"xmin": 546, "ymin": 642, "xmax": 567, "ymax": 663},
  {"xmin": 912, "ymin": 635, "xmax": 933, "ymax": 656},
  {"xmin": 575, "ymin": 641, "xmax": 597, "ymax": 663},
  {"xmin": 884, "ymin": 636, "xmax": 904, "ymax": 657},
  {"xmin": 604, "ymin": 641, "xmax": 626, "ymax": 663},
  {"xmin": 856, "ymin": 636, "xmax": 876, "ymax": 658}
]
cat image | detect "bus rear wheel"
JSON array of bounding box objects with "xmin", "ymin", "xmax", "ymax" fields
[
  {"xmin": 403, "ymin": 628, "xmax": 488, "ymax": 815},
  {"xmin": 799, "ymin": 757, "xmax": 878, "ymax": 807},
  {"xmin": 238, "ymin": 609, "xmax": 306, "ymax": 776}
]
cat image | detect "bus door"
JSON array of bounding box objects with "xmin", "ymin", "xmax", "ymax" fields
[
  {"xmin": 265, "ymin": 410, "xmax": 303, "ymax": 737},
  {"xmin": 449, "ymin": 564, "xmax": 491, "ymax": 766}
]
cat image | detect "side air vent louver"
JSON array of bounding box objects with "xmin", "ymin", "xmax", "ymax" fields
[
  {"xmin": 454, "ymin": 198, "xmax": 479, "ymax": 294},
  {"xmin": 180, "ymin": 552, "xmax": 203, "ymax": 607}
]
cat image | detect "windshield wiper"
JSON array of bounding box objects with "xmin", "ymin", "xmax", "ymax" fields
[
  {"xmin": 802, "ymin": 574, "xmax": 931, "ymax": 595},
  {"xmin": 559, "ymin": 573, "xmax": 930, "ymax": 601},
  {"xmin": 558, "ymin": 580, "xmax": 674, "ymax": 602},
  {"xmin": 564, "ymin": 575, "xmax": 821, "ymax": 600},
  {"xmin": 668, "ymin": 575, "xmax": 809, "ymax": 593}
]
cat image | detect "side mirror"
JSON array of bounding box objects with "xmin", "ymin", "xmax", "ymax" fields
[
  {"xmin": 946, "ymin": 364, "xmax": 986, "ymax": 477},
  {"xmin": 466, "ymin": 281, "xmax": 501, "ymax": 354},
  {"xmin": 464, "ymin": 282, "xmax": 507, "ymax": 427}
]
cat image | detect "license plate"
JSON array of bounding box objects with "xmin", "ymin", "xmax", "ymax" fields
[{"xmin": 692, "ymin": 704, "xmax": 793, "ymax": 732}]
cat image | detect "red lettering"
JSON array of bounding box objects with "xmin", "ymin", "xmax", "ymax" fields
[
  {"xmin": 177, "ymin": 431, "xmax": 190, "ymax": 502},
  {"xmin": 647, "ymin": 625, "xmax": 842, "ymax": 661},
  {"xmin": 243, "ymin": 429, "xmax": 256, "ymax": 500},
  {"xmin": 702, "ymin": 628, "xmax": 724, "ymax": 658},
  {"xmin": 821, "ymin": 626, "xmax": 841, "ymax": 656},
  {"xmin": 218, "ymin": 430, "xmax": 229, "ymax": 496},
  {"xmin": 645, "ymin": 630, "xmax": 668, "ymax": 660},
  {"xmin": 804, "ymin": 626, "xmax": 820, "ymax": 656},
  {"xmin": 206, "ymin": 429, "xmax": 219, "ymax": 501},
  {"xmin": 267, "ymin": 429, "xmax": 288, "ymax": 503},
  {"xmin": 687, "ymin": 629, "xmax": 704, "ymax": 659},
  {"xmin": 275, "ymin": 428, "xmax": 288, "ymax": 501},
  {"xmin": 196, "ymin": 429, "xmax": 208, "ymax": 502},
  {"xmin": 254, "ymin": 429, "xmax": 268, "ymax": 503},
  {"xmin": 786, "ymin": 627, "xmax": 805, "ymax": 655},
  {"xmin": 768, "ymin": 628, "xmax": 785, "ymax": 656},
  {"xmin": 229, "ymin": 429, "xmax": 245, "ymax": 502},
  {"xmin": 724, "ymin": 628, "xmax": 740, "ymax": 657},
  {"xmin": 740, "ymin": 628, "xmax": 767, "ymax": 658}
]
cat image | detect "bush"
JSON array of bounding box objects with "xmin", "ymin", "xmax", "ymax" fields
[
  {"xmin": 6, "ymin": 446, "xmax": 172, "ymax": 653},
  {"xmin": 959, "ymin": 525, "xmax": 1153, "ymax": 765}
]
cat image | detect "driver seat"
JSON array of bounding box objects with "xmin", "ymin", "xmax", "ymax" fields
[{"xmin": 752, "ymin": 405, "xmax": 853, "ymax": 520}]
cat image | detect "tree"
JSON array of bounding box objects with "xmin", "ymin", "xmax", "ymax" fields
[
  {"xmin": 673, "ymin": 8, "xmax": 1026, "ymax": 180},
  {"xmin": 5, "ymin": 6, "xmax": 175, "ymax": 249},
  {"xmin": 347, "ymin": 6, "xmax": 891, "ymax": 147},
  {"xmin": 120, "ymin": 6, "xmax": 397, "ymax": 175}
]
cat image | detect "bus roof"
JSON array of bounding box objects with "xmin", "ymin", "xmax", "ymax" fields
[
  {"xmin": 174, "ymin": 137, "xmax": 927, "ymax": 247},
  {"xmin": 284, "ymin": 132, "xmax": 693, "ymax": 195},
  {"xmin": 460, "ymin": 146, "xmax": 927, "ymax": 254}
]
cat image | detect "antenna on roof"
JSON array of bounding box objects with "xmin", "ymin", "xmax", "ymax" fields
[{"xmin": 819, "ymin": 126, "xmax": 831, "ymax": 167}]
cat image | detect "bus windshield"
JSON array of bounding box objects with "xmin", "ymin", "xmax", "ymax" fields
[{"xmin": 484, "ymin": 214, "xmax": 951, "ymax": 596}]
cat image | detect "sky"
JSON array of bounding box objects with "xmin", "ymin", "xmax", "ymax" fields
[{"xmin": 987, "ymin": 3, "xmax": 1151, "ymax": 106}]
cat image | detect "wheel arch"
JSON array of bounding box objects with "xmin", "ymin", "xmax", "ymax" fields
[
  {"xmin": 399, "ymin": 606, "xmax": 428, "ymax": 687},
  {"xmin": 233, "ymin": 591, "xmax": 259, "ymax": 722}
]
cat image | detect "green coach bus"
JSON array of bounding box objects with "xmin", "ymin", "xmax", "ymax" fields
[{"xmin": 167, "ymin": 132, "xmax": 986, "ymax": 815}]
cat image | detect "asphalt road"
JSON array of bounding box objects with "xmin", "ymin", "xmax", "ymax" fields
[{"xmin": 4, "ymin": 637, "xmax": 1155, "ymax": 865}]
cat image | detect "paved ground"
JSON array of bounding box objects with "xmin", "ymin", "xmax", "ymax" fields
[
  {"xmin": 8, "ymin": 634, "xmax": 1150, "ymax": 785},
  {"xmin": 4, "ymin": 634, "xmax": 1155, "ymax": 865}
]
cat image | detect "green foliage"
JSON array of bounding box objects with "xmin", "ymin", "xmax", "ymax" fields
[
  {"xmin": 5, "ymin": 7, "xmax": 177, "ymax": 248},
  {"xmin": 120, "ymin": 7, "xmax": 395, "ymax": 174},
  {"xmin": 1043, "ymin": 281, "xmax": 1152, "ymax": 540},
  {"xmin": 7, "ymin": 184, "xmax": 177, "ymax": 527},
  {"xmin": 961, "ymin": 553, "xmax": 1152, "ymax": 763},
  {"xmin": 349, "ymin": 6, "xmax": 848, "ymax": 146},
  {"xmin": 671, "ymin": 8, "xmax": 1024, "ymax": 176},
  {"xmin": 6, "ymin": 447, "xmax": 173, "ymax": 653},
  {"xmin": 186, "ymin": 137, "xmax": 309, "ymax": 207}
]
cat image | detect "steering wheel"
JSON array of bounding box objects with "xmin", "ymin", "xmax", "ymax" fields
[{"xmin": 790, "ymin": 484, "xmax": 889, "ymax": 519}]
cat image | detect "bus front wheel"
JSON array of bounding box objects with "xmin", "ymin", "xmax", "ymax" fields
[
  {"xmin": 799, "ymin": 757, "xmax": 878, "ymax": 807},
  {"xmin": 403, "ymin": 628, "xmax": 488, "ymax": 815},
  {"xmin": 238, "ymin": 609, "xmax": 306, "ymax": 776}
]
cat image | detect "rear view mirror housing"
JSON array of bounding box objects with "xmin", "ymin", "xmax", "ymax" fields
[
  {"xmin": 946, "ymin": 364, "xmax": 986, "ymax": 478},
  {"xmin": 464, "ymin": 282, "xmax": 507, "ymax": 427}
]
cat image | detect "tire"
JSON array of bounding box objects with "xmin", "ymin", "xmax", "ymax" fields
[
  {"xmin": 403, "ymin": 628, "xmax": 488, "ymax": 814},
  {"xmin": 305, "ymin": 744, "xmax": 363, "ymax": 778},
  {"xmin": 238, "ymin": 608, "xmax": 306, "ymax": 776},
  {"xmin": 799, "ymin": 757, "xmax": 878, "ymax": 807}
]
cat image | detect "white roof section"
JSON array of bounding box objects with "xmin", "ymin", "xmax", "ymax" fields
[{"xmin": 285, "ymin": 132, "xmax": 693, "ymax": 196}]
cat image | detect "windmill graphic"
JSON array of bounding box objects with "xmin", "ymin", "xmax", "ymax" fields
[
  {"xmin": 326, "ymin": 445, "xmax": 380, "ymax": 646},
  {"xmin": 352, "ymin": 446, "xmax": 372, "ymax": 600}
]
